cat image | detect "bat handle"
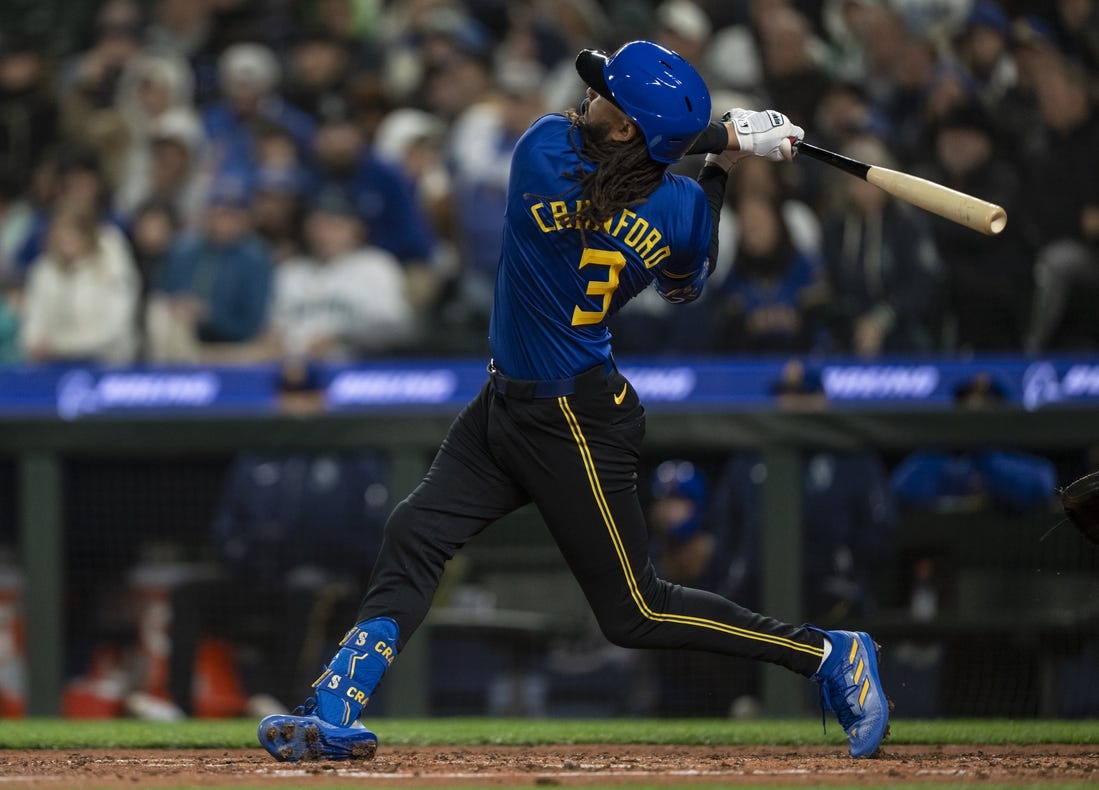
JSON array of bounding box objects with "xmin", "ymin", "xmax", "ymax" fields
[{"xmin": 793, "ymin": 140, "xmax": 871, "ymax": 179}]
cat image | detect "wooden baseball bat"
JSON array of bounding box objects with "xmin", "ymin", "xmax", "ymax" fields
[{"xmin": 794, "ymin": 140, "xmax": 1007, "ymax": 236}]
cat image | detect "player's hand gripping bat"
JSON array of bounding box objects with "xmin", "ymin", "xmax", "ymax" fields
[{"xmin": 792, "ymin": 140, "xmax": 1007, "ymax": 236}]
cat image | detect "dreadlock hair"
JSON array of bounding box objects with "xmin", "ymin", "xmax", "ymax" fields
[{"xmin": 554, "ymin": 109, "xmax": 669, "ymax": 241}]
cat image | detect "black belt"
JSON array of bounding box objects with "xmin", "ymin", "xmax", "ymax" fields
[{"xmin": 488, "ymin": 359, "xmax": 614, "ymax": 400}]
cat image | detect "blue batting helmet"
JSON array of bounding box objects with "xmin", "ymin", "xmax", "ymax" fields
[{"xmin": 575, "ymin": 40, "xmax": 711, "ymax": 164}]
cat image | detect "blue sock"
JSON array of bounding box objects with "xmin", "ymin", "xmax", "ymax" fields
[{"xmin": 312, "ymin": 616, "xmax": 399, "ymax": 726}]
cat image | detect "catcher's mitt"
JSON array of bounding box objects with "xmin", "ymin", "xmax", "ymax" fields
[{"xmin": 1060, "ymin": 470, "xmax": 1099, "ymax": 545}]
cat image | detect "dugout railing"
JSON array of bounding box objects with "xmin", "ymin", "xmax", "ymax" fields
[{"xmin": 1, "ymin": 405, "xmax": 1097, "ymax": 718}]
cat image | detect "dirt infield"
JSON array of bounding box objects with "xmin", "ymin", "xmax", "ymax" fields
[{"xmin": 0, "ymin": 744, "xmax": 1096, "ymax": 787}]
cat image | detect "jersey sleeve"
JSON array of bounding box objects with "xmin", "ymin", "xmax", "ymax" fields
[{"xmin": 652, "ymin": 177, "xmax": 713, "ymax": 304}]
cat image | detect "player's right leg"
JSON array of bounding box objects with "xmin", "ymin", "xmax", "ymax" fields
[{"xmin": 259, "ymin": 383, "xmax": 528, "ymax": 762}]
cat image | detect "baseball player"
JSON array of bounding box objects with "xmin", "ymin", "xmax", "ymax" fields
[{"xmin": 259, "ymin": 40, "xmax": 889, "ymax": 761}]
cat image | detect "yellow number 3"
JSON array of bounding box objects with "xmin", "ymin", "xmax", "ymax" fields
[{"xmin": 571, "ymin": 248, "xmax": 627, "ymax": 326}]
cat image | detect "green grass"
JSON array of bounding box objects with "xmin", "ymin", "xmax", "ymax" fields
[{"xmin": 0, "ymin": 717, "xmax": 1097, "ymax": 750}]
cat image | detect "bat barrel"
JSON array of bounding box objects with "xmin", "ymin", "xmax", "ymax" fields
[
  {"xmin": 865, "ymin": 167, "xmax": 1007, "ymax": 236},
  {"xmin": 795, "ymin": 140, "xmax": 1007, "ymax": 236}
]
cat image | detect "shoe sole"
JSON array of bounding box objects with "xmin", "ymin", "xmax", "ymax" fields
[{"xmin": 260, "ymin": 717, "xmax": 377, "ymax": 762}]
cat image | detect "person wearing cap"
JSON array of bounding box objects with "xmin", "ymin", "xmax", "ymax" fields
[
  {"xmin": 1021, "ymin": 60, "xmax": 1099, "ymax": 351},
  {"xmin": 309, "ymin": 109, "xmax": 442, "ymax": 315},
  {"xmin": 264, "ymin": 183, "xmax": 416, "ymax": 362},
  {"xmin": 916, "ymin": 102, "xmax": 1029, "ymax": 352},
  {"xmin": 645, "ymin": 458, "xmax": 745, "ymax": 718},
  {"xmin": 648, "ymin": 460, "xmax": 722, "ymax": 591},
  {"xmin": 955, "ymin": 0, "xmax": 1019, "ymax": 113},
  {"xmin": 259, "ymin": 40, "xmax": 889, "ymax": 763},
  {"xmin": 111, "ymin": 53, "xmax": 202, "ymax": 221},
  {"xmin": 250, "ymin": 165, "xmax": 307, "ymax": 263},
  {"xmin": 201, "ymin": 43, "xmax": 316, "ymax": 180},
  {"xmin": 145, "ymin": 173, "xmax": 272, "ymax": 362}
]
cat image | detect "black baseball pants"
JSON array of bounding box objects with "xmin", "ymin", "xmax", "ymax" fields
[{"xmin": 357, "ymin": 364, "xmax": 825, "ymax": 677}]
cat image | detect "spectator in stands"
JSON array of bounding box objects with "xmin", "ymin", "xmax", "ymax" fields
[
  {"xmin": 756, "ymin": 6, "xmax": 833, "ymax": 130},
  {"xmin": 820, "ymin": 0, "xmax": 878, "ymax": 85},
  {"xmin": 16, "ymin": 146, "xmax": 122, "ymax": 276},
  {"xmin": 140, "ymin": 109, "xmax": 207, "ymax": 229},
  {"xmin": 378, "ymin": 2, "xmax": 494, "ymax": 117},
  {"xmin": 20, "ymin": 201, "xmax": 140, "ymax": 365},
  {"xmin": 715, "ymin": 145, "xmax": 822, "ymax": 268},
  {"xmin": 819, "ymin": 135, "xmax": 943, "ymax": 356},
  {"xmin": 499, "ymin": 0, "xmax": 610, "ymax": 114},
  {"xmin": 916, "ymin": 103, "xmax": 1031, "ymax": 352},
  {"xmin": 0, "ymin": 282, "xmax": 19, "ymax": 364},
  {"xmin": 0, "ymin": 168, "xmax": 33, "ymax": 288},
  {"xmin": 995, "ymin": 15, "xmax": 1063, "ymax": 162},
  {"xmin": 648, "ymin": 459, "xmax": 730, "ymax": 594},
  {"xmin": 127, "ymin": 198, "xmax": 180, "ymax": 350},
  {"xmin": 0, "ymin": 36, "xmax": 59, "ymax": 199},
  {"xmin": 250, "ymin": 165, "xmax": 306, "ymax": 264},
  {"xmin": 653, "ymin": 0, "xmax": 715, "ymax": 87},
  {"xmin": 709, "ymin": 191, "xmax": 830, "ymax": 354},
  {"xmin": 446, "ymin": 58, "xmax": 548, "ymax": 331},
  {"xmin": 954, "ymin": 1, "xmax": 1018, "ymax": 115},
  {"xmin": 283, "ymin": 29, "xmax": 357, "ymax": 124},
  {"xmin": 372, "ymin": 107, "xmax": 451, "ymax": 249},
  {"xmin": 892, "ymin": 373, "xmax": 1059, "ymax": 513},
  {"xmin": 857, "ymin": 4, "xmax": 913, "ymax": 111},
  {"xmin": 371, "ymin": 107, "xmax": 460, "ymax": 346},
  {"xmin": 110, "ymin": 53, "xmax": 202, "ymax": 221},
  {"xmin": 201, "ymin": 43, "xmax": 315, "ymax": 180},
  {"xmin": 813, "ymin": 80, "xmax": 885, "ymax": 161},
  {"xmin": 1022, "ymin": 60, "xmax": 1099, "ymax": 351},
  {"xmin": 144, "ymin": 0, "xmax": 220, "ymax": 103},
  {"xmin": 264, "ymin": 183, "xmax": 416, "ymax": 362},
  {"xmin": 145, "ymin": 174, "xmax": 272, "ymax": 363},
  {"xmin": 310, "ymin": 111, "xmax": 439, "ymax": 312},
  {"xmin": 646, "ymin": 458, "xmax": 747, "ymax": 716},
  {"xmin": 253, "ymin": 122, "xmax": 307, "ymax": 186},
  {"xmin": 422, "ymin": 19, "xmax": 496, "ymax": 124},
  {"xmin": 1051, "ymin": 0, "xmax": 1099, "ymax": 77},
  {"xmin": 887, "ymin": 31, "xmax": 943, "ymax": 168},
  {"xmin": 714, "ymin": 417, "xmax": 899, "ymax": 623},
  {"xmin": 57, "ymin": 1, "xmax": 144, "ymax": 155}
]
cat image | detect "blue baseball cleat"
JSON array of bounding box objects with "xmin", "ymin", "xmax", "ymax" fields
[
  {"xmin": 809, "ymin": 629, "xmax": 891, "ymax": 758},
  {"xmin": 258, "ymin": 705, "xmax": 378, "ymax": 762}
]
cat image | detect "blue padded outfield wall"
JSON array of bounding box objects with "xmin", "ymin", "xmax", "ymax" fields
[{"xmin": 1, "ymin": 354, "xmax": 1098, "ymax": 418}]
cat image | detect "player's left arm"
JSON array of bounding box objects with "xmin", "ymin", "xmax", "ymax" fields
[
  {"xmin": 652, "ymin": 185, "xmax": 715, "ymax": 304},
  {"xmin": 680, "ymin": 108, "xmax": 805, "ymax": 282}
]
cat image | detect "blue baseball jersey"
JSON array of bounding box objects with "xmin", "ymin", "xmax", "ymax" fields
[{"xmin": 489, "ymin": 114, "xmax": 713, "ymax": 380}]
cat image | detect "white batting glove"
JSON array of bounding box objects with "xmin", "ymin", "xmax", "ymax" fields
[{"xmin": 726, "ymin": 108, "xmax": 804, "ymax": 162}]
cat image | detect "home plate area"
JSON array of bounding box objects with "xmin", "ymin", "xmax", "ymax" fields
[{"xmin": 0, "ymin": 744, "xmax": 1095, "ymax": 787}]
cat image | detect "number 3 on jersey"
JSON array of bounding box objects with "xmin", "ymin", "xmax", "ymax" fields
[{"xmin": 571, "ymin": 248, "xmax": 627, "ymax": 326}]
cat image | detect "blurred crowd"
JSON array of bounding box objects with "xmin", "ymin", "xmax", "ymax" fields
[{"xmin": 0, "ymin": 0, "xmax": 1097, "ymax": 368}]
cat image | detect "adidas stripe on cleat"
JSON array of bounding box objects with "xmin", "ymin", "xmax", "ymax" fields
[{"xmin": 258, "ymin": 713, "xmax": 378, "ymax": 762}]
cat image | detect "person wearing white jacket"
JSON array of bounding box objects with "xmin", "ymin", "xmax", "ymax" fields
[
  {"xmin": 268, "ymin": 185, "xmax": 417, "ymax": 361},
  {"xmin": 20, "ymin": 204, "xmax": 140, "ymax": 365}
]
